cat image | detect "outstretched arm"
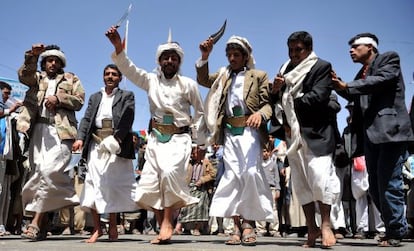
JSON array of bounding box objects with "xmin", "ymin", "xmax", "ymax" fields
[{"xmin": 105, "ymin": 26, "xmax": 124, "ymax": 55}]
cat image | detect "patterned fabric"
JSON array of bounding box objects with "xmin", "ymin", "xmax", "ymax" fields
[
  {"xmin": 17, "ymin": 51, "xmax": 85, "ymax": 139},
  {"xmin": 179, "ymin": 183, "xmax": 211, "ymax": 223}
]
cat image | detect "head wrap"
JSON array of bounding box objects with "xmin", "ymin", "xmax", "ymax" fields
[
  {"xmin": 226, "ymin": 35, "xmax": 256, "ymax": 69},
  {"xmin": 352, "ymin": 37, "xmax": 378, "ymax": 49},
  {"xmin": 155, "ymin": 29, "xmax": 184, "ymax": 66},
  {"xmin": 39, "ymin": 49, "xmax": 66, "ymax": 68}
]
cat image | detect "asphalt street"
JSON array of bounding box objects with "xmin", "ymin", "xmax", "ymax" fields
[{"xmin": 1, "ymin": 233, "xmax": 414, "ymax": 251}]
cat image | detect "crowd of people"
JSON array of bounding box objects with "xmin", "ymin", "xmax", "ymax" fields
[{"xmin": 0, "ymin": 25, "xmax": 413, "ymax": 249}]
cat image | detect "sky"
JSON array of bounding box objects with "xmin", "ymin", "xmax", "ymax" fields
[{"xmin": 1, "ymin": 0, "xmax": 414, "ymax": 134}]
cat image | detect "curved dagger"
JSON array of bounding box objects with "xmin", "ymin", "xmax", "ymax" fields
[{"xmin": 210, "ymin": 19, "xmax": 227, "ymax": 44}]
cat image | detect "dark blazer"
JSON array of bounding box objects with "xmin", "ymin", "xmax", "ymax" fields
[
  {"xmin": 294, "ymin": 59, "xmax": 337, "ymax": 156},
  {"xmin": 77, "ymin": 88, "xmax": 135, "ymax": 160},
  {"xmin": 271, "ymin": 59, "xmax": 337, "ymax": 157},
  {"xmin": 339, "ymin": 51, "xmax": 414, "ymax": 145}
]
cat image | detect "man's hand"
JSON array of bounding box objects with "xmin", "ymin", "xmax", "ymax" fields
[
  {"xmin": 72, "ymin": 140, "xmax": 83, "ymax": 152},
  {"xmin": 9, "ymin": 101, "xmax": 23, "ymax": 113},
  {"xmin": 331, "ymin": 70, "xmax": 347, "ymax": 91},
  {"xmin": 105, "ymin": 26, "xmax": 123, "ymax": 55},
  {"xmin": 246, "ymin": 112, "xmax": 262, "ymax": 129},
  {"xmin": 44, "ymin": 95, "xmax": 59, "ymax": 111},
  {"xmin": 274, "ymin": 190, "xmax": 281, "ymax": 201},
  {"xmin": 271, "ymin": 73, "xmax": 285, "ymax": 94},
  {"xmin": 199, "ymin": 38, "xmax": 213, "ymax": 60},
  {"xmin": 31, "ymin": 43, "xmax": 45, "ymax": 56}
]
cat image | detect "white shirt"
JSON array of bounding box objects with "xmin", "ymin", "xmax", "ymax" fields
[{"xmin": 95, "ymin": 87, "xmax": 117, "ymax": 128}]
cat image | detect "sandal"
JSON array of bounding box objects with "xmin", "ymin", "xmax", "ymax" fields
[
  {"xmin": 225, "ymin": 230, "xmax": 241, "ymax": 245},
  {"xmin": 241, "ymin": 222, "xmax": 257, "ymax": 246},
  {"xmin": 192, "ymin": 229, "xmax": 201, "ymax": 236},
  {"xmin": 21, "ymin": 224, "xmax": 46, "ymax": 241},
  {"xmin": 0, "ymin": 229, "xmax": 10, "ymax": 236},
  {"xmin": 378, "ymin": 238, "xmax": 401, "ymax": 247}
]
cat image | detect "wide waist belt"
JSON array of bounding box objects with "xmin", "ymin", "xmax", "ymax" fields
[
  {"xmin": 95, "ymin": 128, "xmax": 114, "ymax": 140},
  {"xmin": 152, "ymin": 120, "xmax": 189, "ymax": 135},
  {"xmin": 225, "ymin": 116, "xmax": 249, "ymax": 127},
  {"xmin": 37, "ymin": 117, "xmax": 55, "ymax": 124}
]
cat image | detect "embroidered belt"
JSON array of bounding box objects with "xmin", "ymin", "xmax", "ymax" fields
[
  {"xmin": 224, "ymin": 116, "xmax": 249, "ymax": 127},
  {"xmin": 151, "ymin": 120, "xmax": 189, "ymax": 135}
]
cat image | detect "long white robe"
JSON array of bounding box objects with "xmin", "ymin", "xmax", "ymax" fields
[
  {"xmin": 22, "ymin": 123, "xmax": 79, "ymax": 213},
  {"xmin": 80, "ymin": 142, "xmax": 138, "ymax": 213},
  {"xmin": 209, "ymin": 128, "xmax": 274, "ymax": 222},
  {"xmin": 112, "ymin": 51, "xmax": 204, "ymax": 211},
  {"xmin": 208, "ymin": 70, "xmax": 273, "ymax": 222},
  {"xmin": 286, "ymin": 138, "xmax": 339, "ymax": 206}
]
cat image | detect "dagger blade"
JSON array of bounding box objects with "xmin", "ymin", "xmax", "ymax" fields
[
  {"xmin": 210, "ymin": 19, "xmax": 227, "ymax": 44},
  {"xmin": 114, "ymin": 3, "xmax": 132, "ymax": 28}
]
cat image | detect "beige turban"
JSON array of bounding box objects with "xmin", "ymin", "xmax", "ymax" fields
[
  {"xmin": 226, "ymin": 35, "xmax": 255, "ymax": 69},
  {"xmin": 40, "ymin": 49, "xmax": 66, "ymax": 67},
  {"xmin": 155, "ymin": 42, "xmax": 184, "ymax": 66}
]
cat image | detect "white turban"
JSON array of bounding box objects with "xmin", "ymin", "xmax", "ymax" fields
[
  {"xmin": 226, "ymin": 35, "xmax": 256, "ymax": 69},
  {"xmin": 40, "ymin": 49, "xmax": 66, "ymax": 67},
  {"xmin": 352, "ymin": 37, "xmax": 378, "ymax": 49},
  {"xmin": 155, "ymin": 42, "xmax": 184, "ymax": 66}
]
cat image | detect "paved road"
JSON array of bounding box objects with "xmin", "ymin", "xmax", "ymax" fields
[{"xmin": 1, "ymin": 233, "xmax": 414, "ymax": 251}]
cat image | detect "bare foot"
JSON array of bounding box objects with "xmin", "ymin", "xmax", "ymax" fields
[
  {"xmin": 302, "ymin": 229, "xmax": 321, "ymax": 248},
  {"xmin": 321, "ymin": 226, "xmax": 336, "ymax": 248},
  {"xmin": 85, "ymin": 229, "xmax": 103, "ymax": 243},
  {"xmin": 158, "ymin": 221, "xmax": 173, "ymax": 242},
  {"xmin": 150, "ymin": 236, "xmax": 171, "ymax": 244}
]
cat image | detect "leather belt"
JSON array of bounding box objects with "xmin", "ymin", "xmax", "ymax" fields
[
  {"xmin": 224, "ymin": 116, "xmax": 249, "ymax": 127},
  {"xmin": 37, "ymin": 117, "xmax": 55, "ymax": 124},
  {"xmin": 152, "ymin": 120, "xmax": 189, "ymax": 135}
]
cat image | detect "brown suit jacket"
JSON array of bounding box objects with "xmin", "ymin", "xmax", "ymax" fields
[{"xmin": 197, "ymin": 63, "xmax": 272, "ymax": 146}]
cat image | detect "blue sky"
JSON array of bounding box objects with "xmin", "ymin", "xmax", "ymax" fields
[{"xmin": 1, "ymin": 0, "xmax": 413, "ymax": 133}]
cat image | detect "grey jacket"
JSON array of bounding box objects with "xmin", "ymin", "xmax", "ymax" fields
[
  {"xmin": 77, "ymin": 89, "xmax": 135, "ymax": 160},
  {"xmin": 342, "ymin": 51, "xmax": 414, "ymax": 145}
]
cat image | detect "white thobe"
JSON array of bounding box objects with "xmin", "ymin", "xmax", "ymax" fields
[
  {"xmin": 209, "ymin": 70, "xmax": 274, "ymax": 222},
  {"xmin": 112, "ymin": 51, "xmax": 205, "ymax": 210},
  {"xmin": 22, "ymin": 123, "xmax": 79, "ymax": 213},
  {"xmin": 80, "ymin": 88, "xmax": 138, "ymax": 213}
]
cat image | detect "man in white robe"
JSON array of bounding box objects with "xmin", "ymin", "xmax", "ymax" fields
[
  {"xmin": 105, "ymin": 26, "xmax": 207, "ymax": 244},
  {"xmin": 19, "ymin": 44, "xmax": 85, "ymax": 241},
  {"xmin": 72, "ymin": 64, "xmax": 138, "ymax": 243},
  {"xmin": 271, "ymin": 31, "xmax": 339, "ymax": 248},
  {"xmin": 196, "ymin": 35, "xmax": 274, "ymax": 246}
]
